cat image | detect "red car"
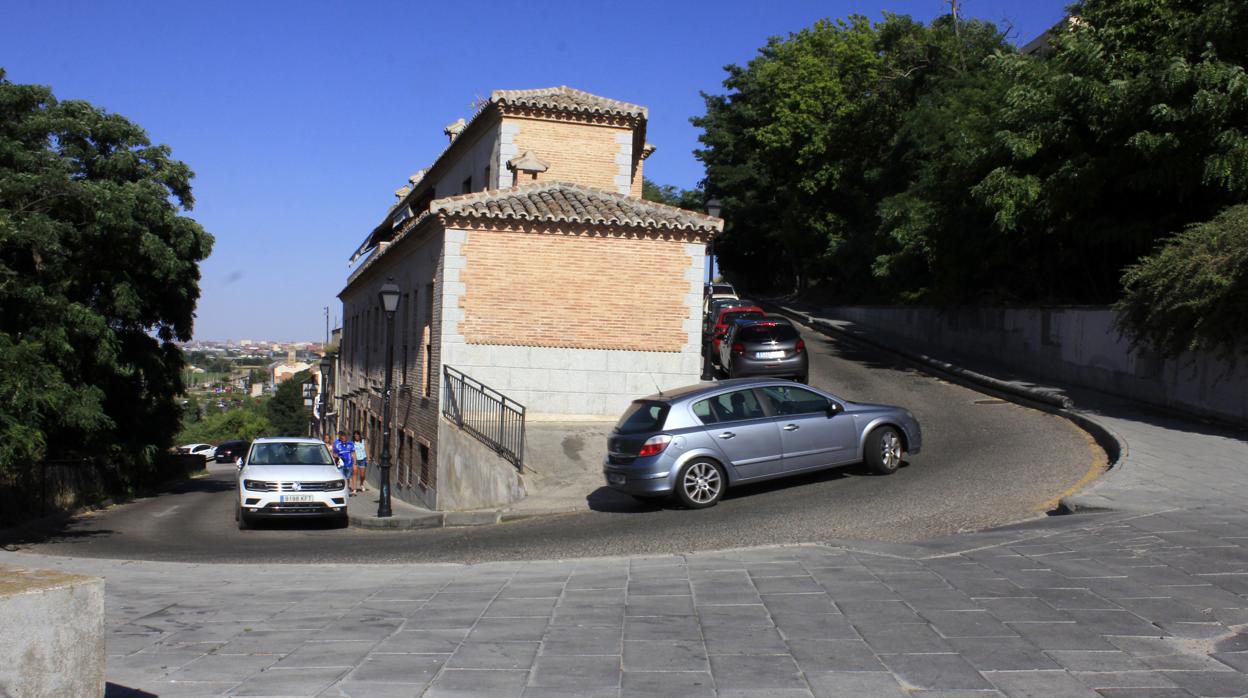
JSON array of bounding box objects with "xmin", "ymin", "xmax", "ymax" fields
[{"xmin": 709, "ymin": 305, "xmax": 766, "ymax": 364}]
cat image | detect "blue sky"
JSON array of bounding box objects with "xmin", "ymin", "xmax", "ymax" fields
[{"xmin": 3, "ymin": 0, "xmax": 1070, "ymax": 342}]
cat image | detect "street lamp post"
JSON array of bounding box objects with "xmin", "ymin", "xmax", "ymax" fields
[
  {"xmin": 319, "ymin": 355, "xmax": 333, "ymax": 440},
  {"xmin": 705, "ymin": 198, "xmax": 722, "ymax": 284},
  {"xmin": 701, "ymin": 198, "xmax": 723, "ymax": 381},
  {"xmin": 376, "ymin": 279, "xmax": 401, "ymax": 518}
]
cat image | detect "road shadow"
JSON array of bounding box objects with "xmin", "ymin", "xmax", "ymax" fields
[
  {"xmin": 584, "ymin": 459, "xmax": 912, "ymax": 513},
  {"xmin": 105, "ymin": 683, "xmax": 157, "ymax": 697},
  {"xmin": 0, "ymin": 473, "xmax": 233, "ymax": 548}
]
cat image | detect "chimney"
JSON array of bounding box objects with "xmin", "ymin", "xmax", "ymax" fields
[{"xmin": 443, "ymin": 118, "xmax": 466, "ymax": 143}]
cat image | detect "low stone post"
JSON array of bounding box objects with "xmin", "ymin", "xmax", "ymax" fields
[{"xmin": 0, "ymin": 564, "xmax": 105, "ymax": 698}]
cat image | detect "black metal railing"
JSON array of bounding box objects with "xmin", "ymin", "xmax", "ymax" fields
[{"xmin": 442, "ymin": 365, "xmax": 526, "ymax": 470}]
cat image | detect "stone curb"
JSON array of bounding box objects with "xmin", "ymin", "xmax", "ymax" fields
[
  {"xmin": 348, "ymin": 505, "xmax": 585, "ymax": 531},
  {"xmin": 766, "ymin": 302, "xmax": 1129, "ymax": 514}
]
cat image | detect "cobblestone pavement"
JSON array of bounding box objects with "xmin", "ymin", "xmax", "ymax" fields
[{"xmin": 5, "ymin": 317, "xmax": 1248, "ymax": 697}]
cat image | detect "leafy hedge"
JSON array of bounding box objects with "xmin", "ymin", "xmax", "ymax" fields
[{"xmin": 1117, "ymin": 204, "xmax": 1248, "ymax": 359}]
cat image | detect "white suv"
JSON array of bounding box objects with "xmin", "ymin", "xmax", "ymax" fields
[{"xmin": 235, "ymin": 437, "xmax": 348, "ymax": 529}]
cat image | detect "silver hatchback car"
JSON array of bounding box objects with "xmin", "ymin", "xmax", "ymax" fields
[{"xmin": 603, "ymin": 378, "xmax": 921, "ymax": 508}]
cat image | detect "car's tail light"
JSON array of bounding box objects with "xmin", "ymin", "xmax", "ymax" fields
[
  {"xmin": 637, "ymin": 435, "xmax": 672, "ymax": 458},
  {"xmin": 731, "ymin": 342, "xmax": 745, "ymax": 354},
  {"xmin": 795, "ymin": 339, "xmax": 805, "ymax": 353}
]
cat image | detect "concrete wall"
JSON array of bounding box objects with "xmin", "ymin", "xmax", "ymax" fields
[
  {"xmin": 827, "ymin": 306, "xmax": 1248, "ymax": 424},
  {"xmin": 436, "ymin": 417, "xmax": 527, "ymax": 511},
  {"xmin": 0, "ymin": 564, "xmax": 104, "ymax": 698},
  {"xmin": 443, "ymin": 231, "xmax": 705, "ymax": 416}
]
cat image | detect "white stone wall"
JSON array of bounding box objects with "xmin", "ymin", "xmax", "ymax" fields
[
  {"xmin": 614, "ymin": 133, "xmax": 633, "ymax": 195},
  {"xmin": 439, "ymin": 230, "xmax": 707, "ymax": 416},
  {"xmin": 433, "ymin": 122, "xmax": 501, "ymax": 198},
  {"xmin": 496, "ymin": 121, "xmax": 519, "ymax": 189},
  {"xmin": 827, "ymin": 305, "xmax": 1248, "ymax": 424}
]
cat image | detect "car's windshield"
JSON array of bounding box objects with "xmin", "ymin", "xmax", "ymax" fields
[
  {"xmin": 248, "ymin": 442, "xmax": 334, "ymax": 466},
  {"xmin": 615, "ymin": 400, "xmax": 670, "ymax": 435},
  {"xmin": 739, "ymin": 324, "xmax": 800, "ymax": 342}
]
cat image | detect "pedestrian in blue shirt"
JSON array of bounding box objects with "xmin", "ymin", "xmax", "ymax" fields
[{"xmin": 332, "ymin": 431, "xmax": 355, "ymax": 490}]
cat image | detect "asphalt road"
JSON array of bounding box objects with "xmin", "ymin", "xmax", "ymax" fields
[{"xmin": 10, "ymin": 321, "xmax": 1103, "ymax": 564}]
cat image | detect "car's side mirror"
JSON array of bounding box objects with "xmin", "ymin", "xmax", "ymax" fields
[
  {"xmin": 826, "ymin": 401, "xmax": 844, "ymax": 417},
  {"xmin": 236, "ymin": 457, "xmax": 244, "ymax": 469}
]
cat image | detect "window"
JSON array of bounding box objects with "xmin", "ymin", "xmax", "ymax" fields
[
  {"xmin": 422, "ymin": 283, "xmax": 434, "ymax": 397},
  {"xmin": 691, "ymin": 399, "xmax": 718, "ymax": 425},
  {"xmin": 759, "ymin": 385, "xmax": 830, "ymax": 415},
  {"xmin": 614, "ymin": 401, "xmax": 670, "ymax": 434},
  {"xmin": 461, "ymin": 176, "xmax": 472, "ymax": 194},
  {"xmin": 401, "ymin": 292, "xmax": 410, "ymax": 384},
  {"xmin": 419, "ymin": 442, "xmax": 432, "ymax": 489},
  {"xmin": 719, "ymin": 310, "xmax": 764, "ymax": 328},
  {"xmin": 739, "ymin": 324, "xmax": 800, "ymax": 343},
  {"xmin": 701, "ymin": 390, "xmax": 766, "ymax": 423},
  {"xmin": 483, "ymin": 165, "xmax": 491, "ymax": 190}
]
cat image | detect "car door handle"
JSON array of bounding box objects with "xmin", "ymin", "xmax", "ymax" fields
[
  {"xmin": 783, "ymin": 424, "xmax": 800, "ymax": 431},
  {"xmin": 717, "ymin": 432, "xmax": 736, "ymax": 440}
]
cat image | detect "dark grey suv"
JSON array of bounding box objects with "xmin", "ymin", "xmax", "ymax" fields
[{"xmin": 603, "ymin": 378, "xmax": 921, "ymax": 508}]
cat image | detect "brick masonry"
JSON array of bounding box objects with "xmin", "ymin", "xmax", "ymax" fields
[
  {"xmin": 506, "ymin": 116, "xmax": 640, "ymax": 195},
  {"xmin": 444, "ymin": 225, "xmax": 704, "ymax": 416}
]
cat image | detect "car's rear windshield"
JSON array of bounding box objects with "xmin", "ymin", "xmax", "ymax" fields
[
  {"xmin": 248, "ymin": 442, "xmax": 334, "ymax": 466},
  {"xmin": 739, "ymin": 324, "xmax": 800, "ymax": 342},
  {"xmin": 712, "ymin": 284, "xmax": 734, "ymax": 294},
  {"xmin": 615, "ymin": 400, "xmax": 670, "ymax": 435},
  {"xmin": 721, "ymin": 310, "xmax": 763, "ymax": 325}
]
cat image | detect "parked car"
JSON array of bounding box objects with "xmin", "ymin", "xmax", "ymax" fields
[
  {"xmin": 701, "ymin": 283, "xmax": 739, "ymax": 316},
  {"xmin": 719, "ymin": 318, "xmax": 809, "ymax": 383},
  {"xmin": 177, "ymin": 443, "xmax": 216, "ymax": 460},
  {"xmin": 603, "ymin": 378, "xmax": 921, "ymax": 508},
  {"xmin": 708, "ymin": 305, "xmax": 766, "ymax": 362},
  {"xmin": 214, "ymin": 439, "xmax": 250, "ymax": 463},
  {"xmin": 235, "ymin": 437, "xmax": 349, "ymax": 529},
  {"xmin": 703, "ymin": 297, "xmax": 756, "ymax": 337}
]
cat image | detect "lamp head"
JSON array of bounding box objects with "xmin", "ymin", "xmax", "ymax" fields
[
  {"xmin": 378, "ymin": 278, "xmax": 401, "ymax": 313},
  {"xmin": 706, "ymin": 198, "xmax": 722, "ymax": 219}
]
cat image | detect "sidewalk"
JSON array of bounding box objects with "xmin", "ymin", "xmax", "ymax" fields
[{"xmin": 5, "ymin": 314, "xmax": 1248, "ymax": 697}]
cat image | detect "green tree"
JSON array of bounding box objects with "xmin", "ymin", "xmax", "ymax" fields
[
  {"xmin": 266, "ymin": 370, "xmax": 312, "ymax": 437},
  {"xmin": 0, "ymin": 70, "xmax": 213, "ymax": 479},
  {"xmin": 1116, "ymin": 204, "xmax": 1248, "ymax": 358},
  {"xmin": 176, "ymin": 399, "xmax": 272, "ymax": 445},
  {"xmin": 695, "ymin": 14, "xmax": 1008, "ymax": 294}
]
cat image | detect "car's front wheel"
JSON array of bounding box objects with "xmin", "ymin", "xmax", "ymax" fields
[
  {"xmin": 865, "ymin": 426, "xmax": 904, "ymax": 475},
  {"xmin": 675, "ymin": 459, "xmax": 725, "ymax": 509},
  {"xmin": 236, "ymin": 502, "xmax": 252, "ymax": 530}
]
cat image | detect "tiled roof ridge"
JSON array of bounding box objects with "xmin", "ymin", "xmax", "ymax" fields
[
  {"xmin": 490, "ymin": 86, "xmax": 649, "ymax": 120},
  {"xmin": 430, "ymin": 182, "xmax": 722, "ymax": 233}
]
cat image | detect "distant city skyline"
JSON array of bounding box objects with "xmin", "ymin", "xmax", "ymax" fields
[{"xmin": 2, "ymin": 0, "xmax": 1070, "ymax": 341}]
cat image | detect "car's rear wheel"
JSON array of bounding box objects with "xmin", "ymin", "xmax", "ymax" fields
[
  {"xmin": 675, "ymin": 459, "xmax": 725, "ymax": 509},
  {"xmin": 865, "ymin": 426, "xmax": 904, "ymax": 475},
  {"xmin": 335, "ymin": 512, "xmax": 350, "ymax": 529}
]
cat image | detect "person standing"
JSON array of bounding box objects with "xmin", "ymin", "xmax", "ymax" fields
[
  {"xmin": 332, "ymin": 431, "xmax": 355, "ymax": 495},
  {"xmin": 352, "ymin": 430, "xmax": 369, "ymax": 494}
]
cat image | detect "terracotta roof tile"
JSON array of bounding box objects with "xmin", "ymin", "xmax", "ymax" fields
[
  {"xmin": 431, "ymin": 183, "xmax": 722, "ymax": 234},
  {"xmin": 490, "ymin": 86, "xmax": 648, "ymax": 120}
]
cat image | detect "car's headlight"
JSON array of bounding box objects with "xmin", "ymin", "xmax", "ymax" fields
[
  {"xmin": 243, "ymin": 479, "xmax": 266, "ymax": 491},
  {"xmin": 326, "ymin": 480, "xmax": 346, "ymax": 491}
]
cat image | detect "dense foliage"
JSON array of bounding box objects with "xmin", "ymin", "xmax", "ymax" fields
[
  {"xmin": 1116, "ymin": 204, "xmax": 1248, "ymax": 358},
  {"xmin": 176, "ymin": 398, "xmax": 272, "ymax": 445},
  {"xmin": 695, "ymin": 0, "xmax": 1248, "ymax": 353},
  {"xmin": 0, "ymin": 70, "xmax": 213, "ymax": 478},
  {"xmin": 266, "ymin": 370, "xmax": 313, "ymax": 437}
]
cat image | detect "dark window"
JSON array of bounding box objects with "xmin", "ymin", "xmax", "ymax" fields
[
  {"xmin": 691, "ymin": 399, "xmax": 718, "ymax": 425},
  {"xmin": 461, "ymin": 176, "xmax": 472, "ymax": 194},
  {"xmin": 720, "ymin": 310, "xmax": 764, "ymax": 326},
  {"xmin": 739, "ymin": 324, "xmax": 800, "ymax": 343},
  {"xmin": 615, "ymin": 401, "xmax": 670, "ymax": 434},
  {"xmin": 759, "ymin": 385, "xmax": 829, "ymax": 415},
  {"xmin": 702, "ymin": 390, "xmax": 766, "ymax": 423}
]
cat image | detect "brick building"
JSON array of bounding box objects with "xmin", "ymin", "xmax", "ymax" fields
[{"xmin": 337, "ymin": 86, "xmax": 721, "ymax": 511}]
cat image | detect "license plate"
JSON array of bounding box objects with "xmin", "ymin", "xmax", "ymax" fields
[
  {"xmin": 281, "ymin": 494, "xmax": 313, "ymax": 503},
  {"xmin": 607, "ymin": 473, "xmax": 626, "ymax": 485},
  {"xmin": 756, "ymin": 350, "xmax": 785, "ymax": 359}
]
